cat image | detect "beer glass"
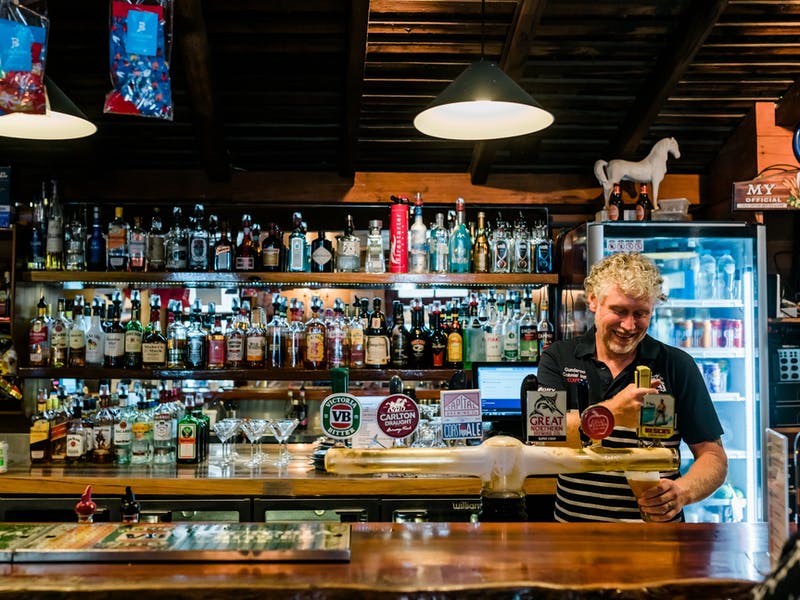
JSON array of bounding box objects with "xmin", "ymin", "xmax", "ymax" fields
[{"xmin": 625, "ymin": 470, "xmax": 661, "ymax": 521}]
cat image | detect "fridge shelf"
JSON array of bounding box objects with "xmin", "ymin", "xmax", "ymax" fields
[
  {"xmin": 663, "ymin": 299, "xmax": 744, "ymax": 309},
  {"xmin": 710, "ymin": 393, "xmax": 744, "ymax": 403},
  {"xmin": 686, "ymin": 348, "xmax": 745, "ymax": 359}
]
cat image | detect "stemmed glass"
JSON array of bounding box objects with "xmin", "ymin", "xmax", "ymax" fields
[
  {"xmin": 239, "ymin": 418, "xmax": 269, "ymax": 468},
  {"xmin": 267, "ymin": 418, "xmax": 299, "ymax": 467},
  {"xmin": 213, "ymin": 418, "xmax": 241, "ymax": 465}
]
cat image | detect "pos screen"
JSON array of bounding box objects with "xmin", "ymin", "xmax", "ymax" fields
[{"xmin": 472, "ymin": 362, "xmax": 537, "ymax": 440}]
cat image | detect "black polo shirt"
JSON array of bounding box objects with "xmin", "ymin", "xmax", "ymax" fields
[{"xmin": 537, "ymin": 327, "xmax": 724, "ymax": 522}]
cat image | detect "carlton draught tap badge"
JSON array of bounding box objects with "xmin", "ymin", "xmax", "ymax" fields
[
  {"xmin": 376, "ymin": 394, "xmax": 419, "ymax": 438},
  {"xmin": 320, "ymin": 393, "xmax": 362, "ymax": 439}
]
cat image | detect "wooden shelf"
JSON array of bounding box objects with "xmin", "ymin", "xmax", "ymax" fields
[{"xmin": 20, "ymin": 270, "xmax": 558, "ymax": 289}]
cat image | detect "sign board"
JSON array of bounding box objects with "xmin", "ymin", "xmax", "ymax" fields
[
  {"xmin": 732, "ymin": 168, "xmax": 800, "ymax": 211},
  {"xmin": 765, "ymin": 428, "xmax": 790, "ymax": 570},
  {"xmin": 524, "ymin": 390, "xmax": 567, "ymax": 442},
  {"xmin": 440, "ymin": 389, "xmax": 483, "ymax": 441},
  {"xmin": 319, "ymin": 393, "xmax": 362, "ymax": 440}
]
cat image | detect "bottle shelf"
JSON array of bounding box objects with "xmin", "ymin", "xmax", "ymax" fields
[
  {"xmin": 17, "ymin": 367, "xmax": 463, "ymax": 382},
  {"xmin": 19, "ymin": 271, "xmax": 558, "ymax": 289}
]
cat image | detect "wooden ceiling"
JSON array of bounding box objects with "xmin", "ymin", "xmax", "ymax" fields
[{"xmin": 5, "ymin": 0, "xmax": 800, "ymax": 198}]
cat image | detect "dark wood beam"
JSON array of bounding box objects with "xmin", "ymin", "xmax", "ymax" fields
[
  {"xmin": 775, "ymin": 76, "xmax": 800, "ymax": 127},
  {"xmin": 339, "ymin": 0, "xmax": 370, "ymax": 178},
  {"xmin": 174, "ymin": 0, "xmax": 231, "ymax": 182},
  {"xmin": 608, "ymin": 0, "xmax": 729, "ymax": 158},
  {"xmin": 469, "ymin": 0, "xmax": 548, "ymax": 185}
]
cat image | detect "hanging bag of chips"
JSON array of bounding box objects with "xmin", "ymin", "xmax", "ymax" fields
[
  {"xmin": 104, "ymin": 0, "xmax": 173, "ymax": 120},
  {"xmin": 0, "ymin": 0, "xmax": 48, "ymax": 115}
]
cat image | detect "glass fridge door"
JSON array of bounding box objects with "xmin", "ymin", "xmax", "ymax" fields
[{"xmin": 586, "ymin": 221, "xmax": 766, "ymax": 523}]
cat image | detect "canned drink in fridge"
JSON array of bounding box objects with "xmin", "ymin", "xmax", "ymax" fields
[
  {"xmin": 700, "ymin": 319, "xmax": 714, "ymax": 348},
  {"xmin": 709, "ymin": 319, "xmax": 724, "ymax": 348},
  {"xmin": 723, "ymin": 319, "xmax": 743, "ymax": 348},
  {"xmin": 674, "ymin": 320, "xmax": 693, "ymax": 348},
  {"xmin": 692, "ymin": 320, "xmax": 704, "ymax": 347},
  {"xmin": 702, "ymin": 361, "xmax": 724, "ymax": 393}
]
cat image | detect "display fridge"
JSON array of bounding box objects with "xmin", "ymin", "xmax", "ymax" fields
[{"xmin": 558, "ymin": 221, "xmax": 768, "ymax": 522}]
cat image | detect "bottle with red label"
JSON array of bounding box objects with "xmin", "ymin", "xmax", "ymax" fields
[
  {"xmin": 389, "ymin": 195, "xmax": 409, "ymax": 273},
  {"xmin": 635, "ymin": 184, "xmax": 653, "ymax": 221}
]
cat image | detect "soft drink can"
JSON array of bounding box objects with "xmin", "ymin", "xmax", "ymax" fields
[
  {"xmin": 700, "ymin": 319, "xmax": 714, "ymax": 348},
  {"xmin": 710, "ymin": 319, "xmax": 724, "ymax": 347},
  {"xmin": 0, "ymin": 439, "xmax": 7, "ymax": 473},
  {"xmin": 692, "ymin": 320, "xmax": 704, "ymax": 347},
  {"xmin": 702, "ymin": 361, "xmax": 723, "ymax": 393},
  {"xmin": 389, "ymin": 200, "xmax": 408, "ymax": 273},
  {"xmin": 674, "ymin": 320, "xmax": 693, "ymax": 348},
  {"xmin": 723, "ymin": 319, "xmax": 743, "ymax": 348}
]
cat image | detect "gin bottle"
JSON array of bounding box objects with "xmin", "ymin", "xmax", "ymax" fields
[
  {"xmin": 364, "ymin": 220, "xmax": 386, "ymax": 274},
  {"xmin": 45, "ymin": 179, "xmax": 64, "ymax": 271},
  {"xmin": 429, "ymin": 213, "xmax": 449, "ymax": 274},
  {"xmin": 336, "ymin": 214, "xmax": 361, "ymax": 272},
  {"xmin": 286, "ymin": 212, "xmax": 310, "ymax": 272},
  {"xmin": 408, "ymin": 194, "xmax": 428, "ymax": 273},
  {"xmin": 449, "ymin": 197, "xmax": 471, "ymax": 273}
]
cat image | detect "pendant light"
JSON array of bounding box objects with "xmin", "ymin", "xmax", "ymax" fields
[
  {"xmin": 413, "ymin": 0, "xmax": 553, "ymax": 141},
  {"xmin": 0, "ymin": 76, "xmax": 97, "ymax": 140}
]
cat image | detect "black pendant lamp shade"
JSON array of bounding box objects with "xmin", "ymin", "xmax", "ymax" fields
[
  {"xmin": 413, "ymin": 60, "xmax": 554, "ymax": 141},
  {"xmin": 0, "ymin": 76, "xmax": 97, "ymax": 140}
]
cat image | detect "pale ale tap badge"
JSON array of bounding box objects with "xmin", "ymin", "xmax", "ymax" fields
[
  {"xmin": 440, "ymin": 389, "xmax": 482, "ymax": 441},
  {"xmin": 635, "ymin": 365, "xmax": 675, "ymax": 440}
]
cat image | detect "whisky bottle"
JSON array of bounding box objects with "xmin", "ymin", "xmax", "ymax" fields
[
  {"xmin": 335, "ymin": 214, "xmax": 361, "ymax": 272},
  {"xmin": 304, "ymin": 296, "xmax": 327, "ymax": 369},
  {"xmin": 141, "ymin": 295, "xmax": 167, "ymax": 368},
  {"xmin": 234, "ymin": 214, "xmax": 257, "ymax": 272},
  {"xmin": 128, "ymin": 215, "xmax": 147, "ymax": 272},
  {"xmin": 205, "ymin": 302, "xmax": 226, "ymax": 369},
  {"xmin": 245, "ymin": 305, "xmax": 266, "ymax": 368},
  {"xmin": 86, "ymin": 205, "xmax": 106, "ymax": 271},
  {"xmin": 68, "ymin": 297, "xmax": 88, "ymax": 368},
  {"xmin": 261, "ymin": 222, "xmax": 284, "ymax": 272},
  {"xmin": 166, "ymin": 300, "xmax": 187, "ymax": 368},
  {"xmin": 45, "ymin": 179, "xmax": 64, "ymax": 271},
  {"xmin": 29, "ymin": 390, "xmax": 50, "ymax": 463},
  {"xmin": 146, "ymin": 207, "xmax": 166, "ymax": 271},
  {"xmin": 187, "ymin": 203, "xmax": 209, "ymax": 271},
  {"xmin": 445, "ymin": 304, "xmax": 464, "ymax": 368},
  {"xmin": 28, "ymin": 296, "xmax": 50, "ymax": 367},
  {"xmin": 407, "ymin": 299, "xmax": 430, "ymax": 369},
  {"xmin": 390, "ymin": 300, "xmax": 410, "ymax": 368},
  {"xmin": 224, "ymin": 298, "xmax": 247, "ymax": 368},
  {"xmin": 103, "ymin": 299, "xmax": 126, "ymax": 368},
  {"xmin": 124, "ymin": 290, "xmax": 144, "ymax": 369},
  {"xmin": 65, "ymin": 404, "xmax": 86, "ymax": 464},
  {"xmin": 472, "ymin": 211, "xmax": 490, "ymax": 274},
  {"xmin": 107, "ymin": 206, "xmax": 129, "ymax": 271},
  {"xmin": 348, "ymin": 298, "xmax": 365, "ymax": 368},
  {"xmin": 364, "ymin": 297, "xmax": 389, "ymax": 368}
]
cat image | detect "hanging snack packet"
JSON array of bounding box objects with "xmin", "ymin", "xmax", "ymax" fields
[
  {"xmin": 104, "ymin": 0, "xmax": 173, "ymax": 120},
  {"xmin": 0, "ymin": 0, "xmax": 48, "ymax": 115}
]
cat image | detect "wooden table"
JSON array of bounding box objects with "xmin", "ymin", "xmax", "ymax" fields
[{"xmin": 0, "ymin": 522, "xmax": 768, "ymax": 599}]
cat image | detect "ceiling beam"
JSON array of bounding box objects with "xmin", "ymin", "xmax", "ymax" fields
[
  {"xmin": 339, "ymin": 0, "xmax": 371, "ymax": 178},
  {"xmin": 608, "ymin": 0, "xmax": 729, "ymax": 158},
  {"xmin": 174, "ymin": 0, "xmax": 231, "ymax": 182},
  {"xmin": 469, "ymin": 0, "xmax": 548, "ymax": 185}
]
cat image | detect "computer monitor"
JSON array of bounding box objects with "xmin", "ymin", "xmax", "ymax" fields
[{"xmin": 471, "ymin": 362, "xmax": 537, "ymax": 440}]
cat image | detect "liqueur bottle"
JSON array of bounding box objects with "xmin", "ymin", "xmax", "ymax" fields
[
  {"xmin": 304, "ymin": 296, "xmax": 327, "ymax": 369},
  {"xmin": 141, "ymin": 295, "xmax": 167, "ymax": 368},
  {"xmin": 28, "ymin": 296, "xmax": 50, "ymax": 367},
  {"xmin": 85, "ymin": 297, "xmax": 105, "ymax": 367},
  {"xmin": 176, "ymin": 404, "xmax": 201, "ymax": 465},
  {"xmin": 146, "ymin": 207, "xmax": 166, "ymax": 271},
  {"xmin": 212, "ymin": 219, "xmax": 233, "ymax": 272},
  {"xmin": 407, "ymin": 298, "xmax": 430, "ymax": 369},
  {"xmin": 390, "ymin": 300, "xmax": 410, "ymax": 368},
  {"xmin": 336, "ymin": 214, "xmax": 361, "ymax": 272},
  {"xmin": 49, "ymin": 298, "xmax": 70, "ymax": 368},
  {"xmin": 45, "ymin": 179, "xmax": 64, "ymax": 271},
  {"xmin": 364, "ymin": 297, "xmax": 389, "ymax": 368},
  {"xmin": 103, "ymin": 297, "xmax": 126, "ymax": 368},
  {"xmin": 107, "ymin": 206, "xmax": 129, "ymax": 271},
  {"xmin": 310, "ymin": 228, "xmax": 334, "ymax": 272},
  {"xmin": 449, "ymin": 197, "xmax": 471, "ymax": 273},
  {"xmin": 86, "ymin": 206, "xmax": 107, "ymax": 271},
  {"xmin": 235, "ymin": 213, "xmax": 258, "ymax": 272},
  {"xmin": 428, "ymin": 305, "xmax": 447, "ymax": 368},
  {"xmin": 537, "ymin": 293, "xmax": 555, "ymax": 356},
  {"xmin": 445, "ymin": 304, "xmax": 463, "ymax": 369},
  {"xmin": 472, "ymin": 211, "xmax": 490, "ymax": 274},
  {"xmin": 205, "ymin": 302, "xmax": 226, "ymax": 369}
]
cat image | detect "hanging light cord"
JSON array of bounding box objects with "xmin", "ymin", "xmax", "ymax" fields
[{"xmin": 480, "ymin": 0, "xmax": 486, "ymax": 59}]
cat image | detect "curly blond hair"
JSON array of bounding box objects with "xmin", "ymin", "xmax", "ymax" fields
[{"xmin": 584, "ymin": 252, "xmax": 666, "ymax": 303}]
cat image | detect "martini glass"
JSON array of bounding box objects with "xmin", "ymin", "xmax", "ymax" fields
[
  {"xmin": 239, "ymin": 418, "xmax": 269, "ymax": 468},
  {"xmin": 267, "ymin": 418, "xmax": 299, "ymax": 467},
  {"xmin": 213, "ymin": 418, "xmax": 241, "ymax": 465}
]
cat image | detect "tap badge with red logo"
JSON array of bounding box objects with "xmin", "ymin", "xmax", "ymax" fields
[
  {"xmin": 320, "ymin": 393, "xmax": 362, "ymax": 439},
  {"xmin": 580, "ymin": 404, "xmax": 615, "ymax": 440},
  {"xmin": 376, "ymin": 393, "xmax": 419, "ymax": 439}
]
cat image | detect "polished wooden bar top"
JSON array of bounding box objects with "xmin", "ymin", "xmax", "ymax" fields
[
  {"xmin": 0, "ymin": 445, "xmax": 557, "ymax": 497},
  {"xmin": 0, "ymin": 522, "xmax": 767, "ymax": 599}
]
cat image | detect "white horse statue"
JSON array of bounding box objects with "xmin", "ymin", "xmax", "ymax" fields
[{"xmin": 594, "ymin": 137, "xmax": 680, "ymax": 210}]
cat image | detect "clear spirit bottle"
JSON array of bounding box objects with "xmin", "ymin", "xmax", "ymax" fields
[
  {"xmin": 188, "ymin": 203, "xmax": 209, "ymax": 271},
  {"xmin": 286, "ymin": 212, "xmax": 310, "ymax": 272},
  {"xmin": 165, "ymin": 207, "xmax": 188, "ymax": 271},
  {"xmin": 310, "ymin": 229, "xmax": 334, "ymax": 272},
  {"xmin": 85, "ymin": 297, "xmax": 105, "ymax": 367},
  {"xmin": 336, "ymin": 214, "xmax": 361, "ymax": 272},
  {"xmin": 146, "ymin": 207, "xmax": 166, "ymax": 272},
  {"xmin": 64, "ymin": 206, "xmax": 86, "ymax": 271},
  {"xmin": 364, "ymin": 220, "xmax": 386, "ymax": 274},
  {"xmin": 429, "ymin": 213, "xmax": 450, "ymax": 274},
  {"xmin": 128, "ymin": 215, "xmax": 147, "ymax": 272},
  {"xmin": 449, "ymin": 197, "xmax": 471, "ymax": 273},
  {"xmin": 45, "ymin": 179, "xmax": 64, "ymax": 271},
  {"xmin": 86, "ymin": 206, "xmax": 106, "ymax": 271},
  {"xmin": 408, "ymin": 194, "xmax": 428, "ymax": 273}
]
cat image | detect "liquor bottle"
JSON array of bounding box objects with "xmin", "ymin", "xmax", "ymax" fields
[
  {"xmin": 124, "ymin": 290, "xmax": 144, "ymax": 368},
  {"xmin": 68, "ymin": 298, "xmax": 88, "ymax": 368},
  {"xmin": 484, "ymin": 291, "xmax": 502, "ymax": 362},
  {"xmin": 364, "ymin": 220, "xmax": 386, "ymax": 274},
  {"xmin": 130, "ymin": 397, "xmax": 154, "ymax": 464},
  {"xmin": 245, "ymin": 305, "xmax": 266, "ymax": 368},
  {"xmin": 166, "ymin": 300, "xmax": 188, "ymax": 368},
  {"xmin": 235, "ymin": 213, "xmax": 258, "ymax": 272},
  {"xmin": 186, "ymin": 299, "xmax": 208, "ymax": 368},
  {"xmin": 490, "ymin": 215, "xmax": 510, "ymax": 273},
  {"xmin": 187, "ymin": 203, "xmax": 209, "ymax": 271},
  {"xmin": 310, "ymin": 228, "xmax": 334, "ymax": 272},
  {"xmin": 205, "ymin": 302, "xmax": 226, "ymax": 369},
  {"xmin": 501, "ymin": 292, "xmax": 520, "ymax": 362},
  {"xmin": 325, "ymin": 298, "xmax": 349, "ymax": 368},
  {"xmin": 286, "ymin": 212, "xmax": 310, "ymax": 272},
  {"xmin": 29, "ymin": 390, "xmax": 50, "ymax": 463},
  {"xmin": 28, "ymin": 185, "xmax": 46, "ymax": 271},
  {"xmin": 304, "ymin": 296, "xmax": 327, "ymax": 369},
  {"xmin": 389, "ymin": 195, "xmax": 409, "ymax": 273},
  {"xmin": 64, "ymin": 206, "xmax": 87, "ymax": 271},
  {"xmin": 608, "ymin": 182, "xmax": 624, "ymax": 221},
  {"xmin": 518, "ymin": 292, "xmax": 539, "ymax": 363},
  {"xmin": 224, "ymin": 298, "xmax": 247, "ymax": 368},
  {"xmin": 266, "ymin": 294, "xmax": 285, "ymax": 368},
  {"xmin": 86, "ymin": 206, "xmax": 107, "ymax": 271},
  {"xmin": 146, "ymin": 207, "xmax": 166, "ymax": 271},
  {"xmin": 47, "ymin": 390, "xmax": 70, "ymax": 463},
  {"xmin": 176, "ymin": 404, "xmax": 201, "ymax": 465},
  {"xmin": 534, "ymin": 222, "xmax": 553, "ymax": 274},
  {"xmin": 113, "ymin": 387, "xmax": 133, "ymax": 465},
  {"xmin": 44, "ymin": 179, "xmax": 64, "ymax": 270},
  {"xmin": 0, "ymin": 271, "xmax": 8, "ymax": 319},
  {"xmin": 449, "ymin": 197, "xmax": 471, "ymax": 273},
  {"xmin": 429, "ymin": 305, "xmax": 447, "ymax": 368},
  {"xmin": 471, "ymin": 211, "xmax": 490, "ymax": 274},
  {"xmin": 464, "ymin": 293, "xmax": 484, "ymax": 368},
  {"xmin": 141, "ymin": 295, "xmax": 167, "ymax": 368},
  {"xmin": 49, "ymin": 298, "xmax": 70, "ymax": 368},
  {"xmin": 512, "ymin": 213, "xmax": 531, "ymax": 273},
  {"xmin": 282, "ymin": 298, "xmax": 305, "ymax": 368},
  {"xmin": 28, "ymin": 296, "xmax": 50, "ymax": 367},
  {"xmin": 537, "ymin": 292, "xmax": 555, "ymax": 356},
  {"xmin": 165, "ymin": 206, "xmax": 188, "ymax": 271},
  {"xmin": 212, "ymin": 219, "xmax": 234, "ymax": 271},
  {"xmin": 364, "ymin": 297, "xmax": 389, "ymax": 368},
  {"xmin": 261, "ymin": 222, "xmax": 284, "ymax": 272},
  {"xmin": 152, "ymin": 392, "xmax": 176, "ymax": 464},
  {"xmin": 127, "ymin": 215, "xmax": 147, "ymax": 272},
  {"xmin": 405, "ymin": 193, "xmax": 428, "ymax": 274},
  {"xmin": 103, "ymin": 298, "xmax": 126, "ymax": 368},
  {"xmin": 429, "ymin": 212, "xmax": 450, "ymax": 274},
  {"xmin": 107, "ymin": 206, "xmax": 129, "ymax": 271},
  {"xmin": 92, "ymin": 383, "xmax": 115, "ymax": 464},
  {"xmin": 347, "ymin": 298, "xmax": 365, "ymax": 368},
  {"xmin": 635, "ymin": 183, "xmax": 653, "ymax": 221},
  {"xmin": 65, "ymin": 403, "xmax": 86, "ymax": 464},
  {"xmin": 288, "ymin": 386, "xmax": 309, "ymax": 431},
  {"xmin": 407, "ymin": 299, "xmax": 430, "ymax": 369},
  {"xmin": 446, "ymin": 304, "xmax": 464, "ymax": 368},
  {"xmin": 390, "ymin": 300, "xmax": 410, "ymax": 368},
  {"xmin": 85, "ymin": 297, "xmax": 105, "ymax": 367},
  {"xmin": 336, "ymin": 214, "xmax": 361, "ymax": 272}
]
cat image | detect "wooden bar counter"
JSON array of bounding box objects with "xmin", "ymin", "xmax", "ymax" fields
[{"xmin": 0, "ymin": 522, "xmax": 768, "ymax": 599}]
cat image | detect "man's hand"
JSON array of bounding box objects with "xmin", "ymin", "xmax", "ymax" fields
[
  {"xmin": 601, "ymin": 383, "xmax": 657, "ymax": 429},
  {"xmin": 636, "ymin": 478, "xmax": 688, "ymax": 522}
]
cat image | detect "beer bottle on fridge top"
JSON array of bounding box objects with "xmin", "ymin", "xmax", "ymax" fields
[
  {"xmin": 608, "ymin": 183, "xmax": 624, "ymax": 221},
  {"xmin": 635, "ymin": 184, "xmax": 653, "ymax": 221}
]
